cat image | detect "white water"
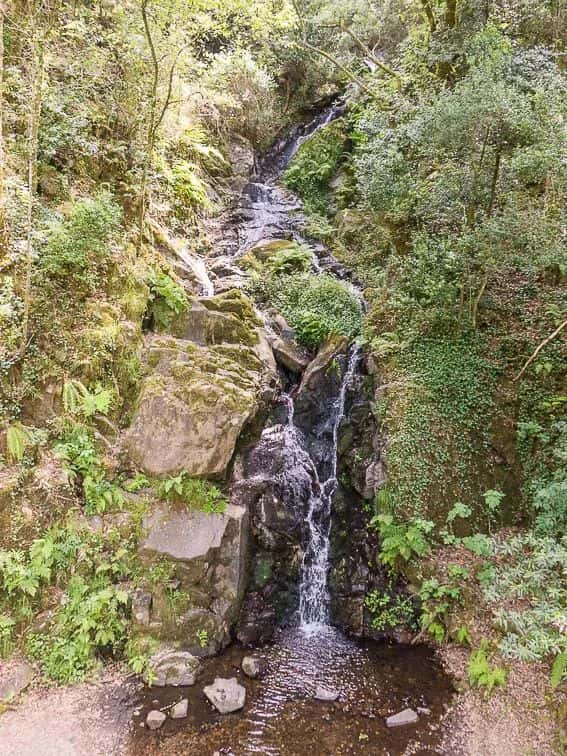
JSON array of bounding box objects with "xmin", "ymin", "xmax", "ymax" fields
[{"xmin": 299, "ymin": 346, "xmax": 361, "ymax": 631}]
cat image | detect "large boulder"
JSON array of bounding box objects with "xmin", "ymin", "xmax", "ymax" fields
[
  {"xmin": 138, "ymin": 503, "xmax": 249, "ymax": 652},
  {"xmin": 122, "ymin": 290, "xmax": 277, "ymax": 479}
]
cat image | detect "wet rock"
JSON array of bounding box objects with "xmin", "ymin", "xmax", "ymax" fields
[
  {"xmin": 0, "ymin": 661, "xmax": 34, "ymax": 701},
  {"xmin": 146, "ymin": 710, "xmax": 166, "ymax": 730},
  {"xmin": 204, "ymin": 677, "xmax": 246, "ymax": 714},
  {"xmin": 170, "ymin": 699, "xmax": 189, "ymax": 719},
  {"xmin": 385, "ymin": 708, "xmax": 419, "ymax": 727},
  {"xmin": 314, "ymin": 686, "xmax": 339, "ymax": 702},
  {"xmin": 241, "ymin": 656, "xmax": 265, "ymax": 679},
  {"xmin": 145, "ymin": 647, "xmax": 201, "ymax": 687},
  {"xmin": 271, "ymin": 337, "xmax": 310, "ymax": 374}
]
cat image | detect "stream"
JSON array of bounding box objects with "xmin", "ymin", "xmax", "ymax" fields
[{"xmin": 129, "ymin": 106, "xmax": 455, "ymax": 755}]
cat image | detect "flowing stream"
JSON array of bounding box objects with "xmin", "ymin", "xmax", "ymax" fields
[{"xmin": 130, "ymin": 106, "xmax": 454, "ymax": 756}]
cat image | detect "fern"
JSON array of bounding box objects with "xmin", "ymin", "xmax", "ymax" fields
[
  {"xmin": 63, "ymin": 380, "xmax": 113, "ymax": 418},
  {"xmin": 6, "ymin": 423, "xmax": 31, "ymax": 463},
  {"xmin": 468, "ymin": 640, "xmax": 507, "ymax": 694}
]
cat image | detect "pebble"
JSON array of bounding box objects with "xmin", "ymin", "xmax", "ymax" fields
[
  {"xmin": 146, "ymin": 710, "xmax": 166, "ymax": 730},
  {"xmin": 170, "ymin": 698, "xmax": 188, "ymax": 719},
  {"xmin": 314, "ymin": 685, "xmax": 339, "ymax": 702},
  {"xmin": 385, "ymin": 708, "xmax": 419, "ymax": 727}
]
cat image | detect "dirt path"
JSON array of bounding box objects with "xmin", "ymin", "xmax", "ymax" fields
[{"xmin": 0, "ymin": 671, "xmax": 138, "ymax": 756}]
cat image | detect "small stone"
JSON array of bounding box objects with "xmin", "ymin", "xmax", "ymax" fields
[
  {"xmin": 204, "ymin": 677, "xmax": 246, "ymax": 714},
  {"xmin": 314, "ymin": 686, "xmax": 339, "ymax": 702},
  {"xmin": 417, "ymin": 706, "xmax": 431, "ymax": 715},
  {"xmin": 0, "ymin": 661, "xmax": 34, "ymax": 701},
  {"xmin": 385, "ymin": 708, "xmax": 419, "ymax": 727},
  {"xmin": 241, "ymin": 656, "xmax": 264, "ymax": 679},
  {"xmin": 170, "ymin": 698, "xmax": 189, "ymax": 719},
  {"xmin": 146, "ymin": 710, "xmax": 166, "ymax": 730}
]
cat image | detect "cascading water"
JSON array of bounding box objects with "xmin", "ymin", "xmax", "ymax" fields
[
  {"xmin": 132, "ymin": 103, "xmax": 455, "ymax": 756},
  {"xmin": 299, "ymin": 346, "xmax": 360, "ymax": 629}
]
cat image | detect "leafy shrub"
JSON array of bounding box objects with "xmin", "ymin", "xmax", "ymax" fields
[
  {"xmin": 54, "ymin": 424, "xmax": 124, "ymax": 515},
  {"xmin": 371, "ymin": 512, "xmax": 434, "ymax": 567},
  {"xmin": 145, "ymin": 270, "xmax": 188, "ymax": 329},
  {"xmin": 365, "ymin": 589, "xmax": 416, "ymax": 631},
  {"xmin": 158, "ymin": 472, "xmax": 227, "ymax": 515},
  {"xmin": 27, "ymin": 577, "xmax": 129, "ymax": 682},
  {"xmin": 258, "ymin": 272, "xmax": 362, "ymax": 349},
  {"xmin": 63, "ymin": 380, "xmax": 114, "ymax": 419},
  {"xmin": 41, "ymin": 192, "xmax": 121, "ymax": 292},
  {"xmin": 283, "ymin": 120, "xmax": 347, "ymax": 215}
]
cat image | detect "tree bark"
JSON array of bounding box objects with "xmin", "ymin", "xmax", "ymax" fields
[
  {"xmin": 419, "ymin": 0, "xmax": 437, "ymax": 32},
  {"xmin": 20, "ymin": 5, "xmax": 45, "ymax": 355},
  {"xmin": 0, "ymin": 2, "xmax": 8, "ymax": 262},
  {"xmin": 445, "ymin": 0, "xmax": 458, "ymax": 28},
  {"xmin": 515, "ymin": 320, "xmax": 567, "ymax": 381}
]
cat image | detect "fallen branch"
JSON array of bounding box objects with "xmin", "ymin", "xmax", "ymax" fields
[{"xmin": 514, "ymin": 319, "xmax": 567, "ymax": 381}]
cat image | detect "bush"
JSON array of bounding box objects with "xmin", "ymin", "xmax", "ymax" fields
[
  {"xmin": 145, "ymin": 270, "xmax": 188, "ymax": 330},
  {"xmin": 259, "ymin": 272, "xmax": 362, "ymax": 349},
  {"xmin": 283, "ymin": 120, "xmax": 347, "ymax": 216},
  {"xmin": 158, "ymin": 472, "xmax": 227, "ymax": 515},
  {"xmin": 40, "ymin": 192, "xmax": 122, "ymax": 292}
]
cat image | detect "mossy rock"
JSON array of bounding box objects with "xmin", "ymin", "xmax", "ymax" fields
[{"xmin": 122, "ymin": 334, "xmax": 274, "ymax": 477}]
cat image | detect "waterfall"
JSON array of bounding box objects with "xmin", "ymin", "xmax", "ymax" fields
[{"xmin": 299, "ymin": 346, "xmax": 360, "ymax": 630}]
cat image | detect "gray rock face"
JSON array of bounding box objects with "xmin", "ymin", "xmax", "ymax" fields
[
  {"xmin": 204, "ymin": 677, "xmax": 246, "ymax": 714},
  {"xmin": 170, "ymin": 699, "xmax": 189, "ymax": 719},
  {"xmin": 146, "ymin": 710, "xmax": 166, "ymax": 730},
  {"xmin": 241, "ymin": 656, "xmax": 265, "ymax": 679},
  {"xmin": 0, "ymin": 661, "xmax": 34, "ymax": 701},
  {"xmin": 314, "ymin": 686, "xmax": 339, "ymax": 702},
  {"xmin": 385, "ymin": 708, "xmax": 419, "ymax": 727},
  {"xmin": 145, "ymin": 648, "xmax": 201, "ymax": 687}
]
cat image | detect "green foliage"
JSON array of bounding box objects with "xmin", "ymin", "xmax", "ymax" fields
[
  {"xmin": 40, "ymin": 193, "xmax": 122, "ymax": 293},
  {"xmin": 54, "ymin": 424, "xmax": 124, "ymax": 515},
  {"xmin": 170, "ymin": 161, "xmax": 214, "ymax": 219},
  {"xmin": 419, "ymin": 571, "xmax": 465, "ymax": 642},
  {"xmin": 197, "ymin": 629, "xmax": 209, "ymax": 648},
  {"xmin": 364, "ymin": 589, "xmax": 415, "ymax": 631},
  {"xmin": 484, "ymin": 533, "xmax": 567, "ymax": 662},
  {"xmin": 283, "ymin": 120, "xmax": 347, "ymax": 215},
  {"xmin": 63, "ymin": 380, "xmax": 114, "ymax": 419},
  {"xmin": 551, "ymin": 653, "xmax": 567, "ymax": 689},
  {"xmin": 6, "ymin": 423, "xmax": 32, "ymax": 463},
  {"xmin": 257, "ymin": 272, "xmax": 362, "ymax": 349},
  {"xmin": 27, "ymin": 577, "xmax": 129, "ymax": 682},
  {"xmin": 468, "ymin": 640, "xmax": 507, "ymax": 694},
  {"xmin": 157, "ymin": 472, "xmax": 227, "ymax": 515},
  {"xmin": 371, "ymin": 511, "xmax": 434, "ymax": 568},
  {"xmin": 146, "ymin": 270, "xmax": 188, "ymax": 330},
  {"xmin": 483, "ymin": 489, "xmax": 505, "ymax": 533}
]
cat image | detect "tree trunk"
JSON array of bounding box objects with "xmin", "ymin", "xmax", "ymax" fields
[
  {"xmin": 138, "ymin": 0, "xmax": 158, "ymax": 254},
  {"xmin": 20, "ymin": 12, "xmax": 45, "ymax": 355},
  {"xmin": 0, "ymin": 3, "xmax": 7, "ymax": 262},
  {"xmin": 445, "ymin": 0, "xmax": 458, "ymax": 28},
  {"xmin": 419, "ymin": 0, "xmax": 437, "ymax": 33},
  {"xmin": 487, "ymin": 146, "xmax": 501, "ymax": 217}
]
